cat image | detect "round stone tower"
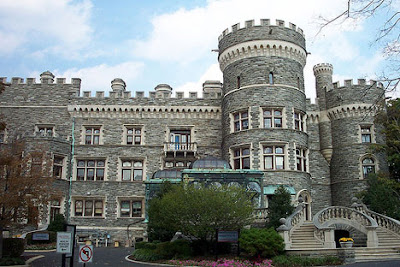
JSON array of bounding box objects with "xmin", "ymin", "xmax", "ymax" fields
[{"xmin": 218, "ymin": 19, "xmax": 311, "ymax": 212}]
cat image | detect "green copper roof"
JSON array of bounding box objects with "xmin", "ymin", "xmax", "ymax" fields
[{"xmin": 264, "ymin": 185, "xmax": 296, "ymax": 195}]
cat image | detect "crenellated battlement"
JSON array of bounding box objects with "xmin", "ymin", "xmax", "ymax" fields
[
  {"xmin": 313, "ymin": 63, "xmax": 333, "ymax": 75},
  {"xmin": 80, "ymin": 90, "xmax": 221, "ymax": 100},
  {"xmin": 0, "ymin": 76, "xmax": 81, "ymax": 86},
  {"xmin": 332, "ymin": 79, "xmax": 383, "ymax": 89},
  {"xmin": 218, "ymin": 19, "xmax": 304, "ymax": 41}
]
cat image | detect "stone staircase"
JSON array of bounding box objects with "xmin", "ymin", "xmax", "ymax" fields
[
  {"xmin": 289, "ymin": 222, "xmax": 323, "ymax": 250},
  {"xmin": 354, "ymin": 247, "xmax": 400, "ymax": 262},
  {"xmin": 376, "ymin": 228, "xmax": 400, "ymax": 248}
]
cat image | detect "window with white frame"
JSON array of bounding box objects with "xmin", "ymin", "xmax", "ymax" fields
[
  {"xmin": 36, "ymin": 125, "xmax": 54, "ymax": 137},
  {"xmin": 74, "ymin": 199, "xmax": 104, "ymax": 217},
  {"xmin": 0, "ymin": 128, "xmax": 6, "ymax": 143},
  {"xmin": 360, "ymin": 125, "xmax": 372, "ymax": 143},
  {"xmin": 263, "ymin": 108, "xmax": 283, "ymax": 128},
  {"xmin": 125, "ymin": 126, "xmax": 142, "ymax": 145},
  {"xmin": 296, "ymin": 148, "xmax": 307, "ymax": 172},
  {"xmin": 76, "ymin": 159, "xmax": 105, "ymax": 181},
  {"xmin": 263, "ymin": 145, "xmax": 285, "ymax": 170},
  {"xmin": 84, "ymin": 126, "xmax": 101, "ymax": 145},
  {"xmin": 49, "ymin": 199, "xmax": 62, "ymax": 222},
  {"xmin": 119, "ymin": 199, "xmax": 143, "ymax": 218},
  {"xmin": 233, "ymin": 111, "xmax": 249, "ymax": 132},
  {"xmin": 121, "ymin": 160, "xmax": 143, "ymax": 181},
  {"xmin": 53, "ymin": 156, "xmax": 65, "ymax": 179},
  {"xmin": 233, "ymin": 147, "xmax": 251, "ymax": 169},
  {"xmin": 362, "ymin": 157, "xmax": 376, "ymax": 178},
  {"xmin": 164, "ymin": 159, "xmax": 193, "ymax": 169},
  {"xmin": 294, "ymin": 111, "xmax": 305, "ymax": 131}
]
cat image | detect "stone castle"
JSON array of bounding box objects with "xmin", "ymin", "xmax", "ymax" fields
[{"xmin": 0, "ymin": 19, "xmax": 387, "ymax": 245}]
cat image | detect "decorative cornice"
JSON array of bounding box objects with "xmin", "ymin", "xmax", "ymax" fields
[
  {"xmin": 326, "ymin": 104, "xmax": 378, "ymax": 120},
  {"xmin": 68, "ymin": 105, "xmax": 221, "ymax": 119},
  {"xmin": 219, "ymin": 40, "xmax": 306, "ymax": 71}
]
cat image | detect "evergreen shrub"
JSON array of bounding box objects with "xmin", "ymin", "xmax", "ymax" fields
[
  {"xmin": 239, "ymin": 228, "xmax": 284, "ymax": 258},
  {"xmin": 2, "ymin": 238, "xmax": 25, "ymax": 257}
]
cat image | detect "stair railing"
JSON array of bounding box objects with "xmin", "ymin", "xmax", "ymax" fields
[
  {"xmin": 313, "ymin": 206, "xmax": 378, "ymax": 248},
  {"xmin": 277, "ymin": 201, "xmax": 306, "ymax": 250},
  {"xmin": 351, "ymin": 198, "xmax": 400, "ymax": 237}
]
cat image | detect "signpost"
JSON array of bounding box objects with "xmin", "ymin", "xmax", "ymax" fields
[
  {"xmin": 57, "ymin": 232, "xmax": 72, "ymax": 254},
  {"xmin": 216, "ymin": 229, "xmax": 240, "ymax": 260},
  {"xmin": 79, "ymin": 245, "xmax": 93, "ymax": 265}
]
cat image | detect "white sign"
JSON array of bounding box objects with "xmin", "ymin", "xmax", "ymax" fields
[
  {"xmin": 79, "ymin": 245, "xmax": 93, "ymax": 263},
  {"xmin": 57, "ymin": 232, "xmax": 72, "ymax": 254}
]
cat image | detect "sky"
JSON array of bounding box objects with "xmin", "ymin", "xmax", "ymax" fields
[{"xmin": 0, "ymin": 0, "xmax": 398, "ymax": 102}]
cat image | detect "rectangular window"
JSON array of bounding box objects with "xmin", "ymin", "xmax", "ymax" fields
[
  {"xmin": 233, "ymin": 111, "xmax": 249, "ymax": 132},
  {"xmin": 164, "ymin": 160, "xmax": 193, "ymax": 169},
  {"xmin": 53, "ymin": 156, "xmax": 65, "ymax": 179},
  {"xmin": 36, "ymin": 126, "xmax": 54, "ymax": 137},
  {"xmin": 0, "ymin": 129, "xmax": 5, "ymax": 143},
  {"xmin": 121, "ymin": 160, "xmax": 143, "ymax": 181},
  {"xmin": 119, "ymin": 200, "xmax": 143, "ymax": 218},
  {"xmin": 74, "ymin": 199, "xmax": 103, "ymax": 217},
  {"xmin": 50, "ymin": 200, "xmax": 61, "ymax": 222},
  {"xmin": 263, "ymin": 145, "xmax": 285, "ymax": 170},
  {"xmin": 233, "ymin": 147, "xmax": 250, "ymax": 169},
  {"xmin": 296, "ymin": 148, "xmax": 307, "ymax": 172},
  {"xmin": 126, "ymin": 127, "xmax": 142, "ymax": 145},
  {"xmin": 84, "ymin": 127, "xmax": 101, "ymax": 145},
  {"xmin": 361, "ymin": 126, "xmax": 372, "ymax": 143},
  {"xmin": 76, "ymin": 159, "xmax": 105, "ymax": 181},
  {"xmin": 294, "ymin": 111, "xmax": 304, "ymax": 131},
  {"xmin": 169, "ymin": 130, "xmax": 192, "ymax": 150},
  {"xmin": 263, "ymin": 109, "xmax": 282, "ymax": 128}
]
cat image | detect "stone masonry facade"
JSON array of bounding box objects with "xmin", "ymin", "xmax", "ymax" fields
[{"xmin": 0, "ymin": 19, "xmax": 387, "ymax": 245}]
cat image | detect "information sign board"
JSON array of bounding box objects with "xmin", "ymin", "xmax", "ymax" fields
[
  {"xmin": 79, "ymin": 245, "xmax": 93, "ymax": 263},
  {"xmin": 57, "ymin": 232, "xmax": 72, "ymax": 254},
  {"xmin": 217, "ymin": 230, "xmax": 239, "ymax": 243},
  {"xmin": 32, "ymin": 232, "xmax": 49, "ymax": 241}
]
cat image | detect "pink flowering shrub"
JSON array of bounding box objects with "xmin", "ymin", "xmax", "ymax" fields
[{"xmin": 169, "ymin": 258, "xmax": 273, "ymax": 267}]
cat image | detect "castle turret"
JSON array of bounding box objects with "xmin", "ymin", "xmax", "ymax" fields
[
  {"xmin": 155, "ymin": 84, "xmax": 172, "ymax": 98},
  {"xmin": 313, "ymin": 63, "xmax": 333, "ymax": 163},
  {"xmin": 40, "ymin": 71, "xmax": 55, "ymax": 84},
  {"xmin": 111, "ymin": 78, "xmax": 126, "ymax": 93},
  {"xmin": 218, "ymin": 19, "xmax": 311, "ymax": 214}
]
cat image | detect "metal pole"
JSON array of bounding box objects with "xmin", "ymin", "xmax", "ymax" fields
[{"xmin": 67, "ymin": 117, "xmax": 75, "ymax": 223}]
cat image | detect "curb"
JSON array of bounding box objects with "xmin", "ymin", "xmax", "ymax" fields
[{"xmin": 125, "ymin": 255, "xmax": 175, "ymax": 266}]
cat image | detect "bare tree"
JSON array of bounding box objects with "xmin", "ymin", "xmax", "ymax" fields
[
  {"xmin": 0, "ymin": 141, "xmax": 61, "ymax": 230},
  {"xmin": 317, "ymin": 0, "xmax": 400, "ymax": 93}
]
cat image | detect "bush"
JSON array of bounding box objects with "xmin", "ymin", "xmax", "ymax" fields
[
  {"xmin": 0, "ymin": 257, "xmax": 25, "ymax": 266},
  {"xmin": 272, "ymin": 255, "xmax": 342, "ymax": 267},
  {"xmin": 47, "ymin": 214, "xmax": 66, "ymax": 232},
  {"xmin": 155, "ymin": 240, "xmax": 192, "ymax": 259},
  {"xmin": 239, "ymin": 228, "xmax": 284, "ymax": 258},
  {"xmin": 135, "ymin": 241, "xmax": 158, "ymax": 250},
  {"xmin": 2, "ymin": 238, "xmax": 25, "ymax": 257},
  {"xmin": 132, "ymin": 248, "xmax": 163, "ymax": 262},
  {"xmin": 26, "ymin": 231, "xmax": 56, "ymax": 245}
]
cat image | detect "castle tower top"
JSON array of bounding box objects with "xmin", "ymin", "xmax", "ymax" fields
[
  {"xmin": 203, "ymin": 80, "xmax": 222, "ymax": 94},
  {"xmin": 218, "ymin": 19, "xmax": 307, "ymax": 71},
  {"xmin": 155, "ymin": 84, "xmax": 172, "ymax": 98},
  {"xmin": 313, "ymin": 63, "xmax": 333, "ymax": 75},
  {"xmin": 40, "ymin": 71, "xmax": 55, "ymax": 83},
  {"xmin": 111, "ymin": 78, "xmax": 126, "ymax": 92}
]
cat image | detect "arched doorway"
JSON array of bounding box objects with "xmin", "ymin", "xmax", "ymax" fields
[{"xmin": 297, "ymin": 190, "xmax": 312, "ymax": 221}]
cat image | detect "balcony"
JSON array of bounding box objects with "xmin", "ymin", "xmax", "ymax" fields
[{"xmin": 164, "ymin": 142, "xmax": 197, "ymax": 158}]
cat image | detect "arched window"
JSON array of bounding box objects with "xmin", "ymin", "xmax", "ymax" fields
[
  {"xmin": 362, "ymin": 157, "xmax": 375, "ymax": 178},
  {"xmin": 269, "ymin": 72, "xmax": 274, "ymax": 85}
]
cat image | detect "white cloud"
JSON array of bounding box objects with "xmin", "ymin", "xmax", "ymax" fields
[
  {"xmin": 30, "ymin": 61, "xmax": 145, "ymax": 94},
  {"xmin": 175, "ymin": 63, "xmax": 222, "ymax": 96},
  {"xmin": 0, "ymin": 0, "xmax": 93, "ymax": 57}
]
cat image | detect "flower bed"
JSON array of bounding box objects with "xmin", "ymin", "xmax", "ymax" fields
[{"xmin": 169, "ymin": 258, "xmax": 273, "ymax": 267}]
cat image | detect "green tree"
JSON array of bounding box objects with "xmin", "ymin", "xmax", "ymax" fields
[
  {"xmin": 266, "ymin": 186, "xmax": 295, "ymax": 229},
  {"xmin": 359, "ymin": 173, "xmax": 400, "ymax": 220},
  {"xmin": 374, "ymin": 98, "xmax": 400, "ymax": 180},
  {"xmin": 147, "ymin": 183, "xmax": 254, "ymax": 243}
]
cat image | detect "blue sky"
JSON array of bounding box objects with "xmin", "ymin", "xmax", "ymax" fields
[{"xmin": 0, "ymin": 0, "xmax": 397, "ymax": 101}]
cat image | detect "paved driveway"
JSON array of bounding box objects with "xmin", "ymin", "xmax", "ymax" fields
[{"xmin": 24, "ymin": 247, "xmax": 161, "ymax": 267}]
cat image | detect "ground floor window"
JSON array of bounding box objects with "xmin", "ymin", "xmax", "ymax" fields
[
  {"xmin": 74, "ymin": 199, "xmax": 104, "ymax": 217},
  {"xmin": 362, "ymin": 157, "xmax": 376, "ymax": 178},
  {"xmin": 119, "ymin": 199, "xmax": 143, "ymax": 218}
]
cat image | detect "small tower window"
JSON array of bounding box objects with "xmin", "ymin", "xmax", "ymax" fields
[
  {"xmin": 297, "ymin": 77, "xmax": 300, "ymax": 89},
  {"xmin": 269, "ymin": 72, "xmax": 274, "ymax": 85},
  {"xmin": 237, "ymin": 76, "xmax": 241, "ymax": 88}
]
